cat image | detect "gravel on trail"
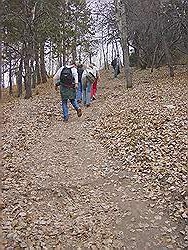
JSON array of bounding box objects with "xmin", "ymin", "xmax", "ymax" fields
[{"xmin": 1, "ymin": 66, "xmax": 187, "ymax": 249}]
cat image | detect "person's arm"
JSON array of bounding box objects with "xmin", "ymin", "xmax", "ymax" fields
[
  {"xmin": 119, "ymin": 58, "xmax": 123, "ymax": 67},
  {"xmin": 53, "ymin": 67, "xmax": 63, "ymax": 89},
  {"xmin": 95, "ymin": 67, "xmax": 100, "ymax": 80},
  {"xmin": 71, "ymin": 67, "xmax": 78, "ymax": 88}
]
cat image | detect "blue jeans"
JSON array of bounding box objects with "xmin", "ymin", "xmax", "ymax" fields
[
  {"xmin": 82, "ymin": 81, "xmax": 92, "ymax": 105},
  {"xmin": 76, "ymin": 81, "xmax": 82, "ymax": 101},
  {"xmin": 61, "ymin": 99, "xmax": 79, "ymax": 120}
]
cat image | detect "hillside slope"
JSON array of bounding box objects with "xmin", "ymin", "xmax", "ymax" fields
[{"xmin": 2, "ymin": 66, "xmax": 187, "ymax": 249}]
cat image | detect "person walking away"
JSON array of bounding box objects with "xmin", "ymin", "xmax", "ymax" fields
[
  {"xmin": 76, "ymin": 64, "xmax": 84, "ymax": 103},
  {"xmin": 91, "ymin": 63, "xmax": 100, "ymax": 100},
  {"xmin": 54, "ymin": 62, "xmax": 82, "ymax": 122},
  {"xmin": 111, "ymin": 54, "xmax": 121, "ymax": 78},
  {"xmin": 82, "ymin": 64, "xmax": 96, "ymax": 107}
]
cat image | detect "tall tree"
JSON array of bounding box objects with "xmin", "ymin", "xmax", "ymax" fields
[{"xmin": 115, "ymin": 0, "xmax": 132, "ymax": 88}]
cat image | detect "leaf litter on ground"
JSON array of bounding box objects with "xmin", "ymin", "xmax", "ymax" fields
[{"xmin": 1, "ymin": 65, "xmax": 188, "ymax": 249}]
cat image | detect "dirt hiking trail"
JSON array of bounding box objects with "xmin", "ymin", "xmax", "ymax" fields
[{"xmin": 2, "ymin": 66, "xmax": 187, "ymax": 249}]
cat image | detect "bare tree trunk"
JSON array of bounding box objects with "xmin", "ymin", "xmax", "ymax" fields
[
  {"xmin": 52, "ymin": 57, "xmax": 54, "ymax": 75},
  {"xmin": 115, "ymin": 40, "xmax": 119, "ymax": 57},
  {"xmin": 2, "ymin": 64, "xmax": 4, "ymax": 88},
  {"xmin": 40, "ymin": 42, "xmax": 47, "ymax": 83},
  {"xmin": 35, "ymin": 45, "xmax": 41, "ymax": 84},
  {"xmin": 162, "ymin": 36, "xmax": 174, "ymax": 77},
  {"xmin": 62, "ymin": 1, "xmax": 66, "ymax": 66},
  {"xmin": 58, "ymin": 52, "xmax": 62, "ymax": 68},
  {"xmin": 99, "ymin": 49, "xmax": 102, "ymax": 68},
  {"xmin": 72, "ymin": 41, "xmax": 77, "ymax": 62},
  {"xmin": 24, "ymin": 46, "xmax": 32, "ymax": 99},
  {"xmin": 78, "ymin": 46, "xmax": 82, "ymax": 63},
  {"xmin": 116, "ymin": 0, "xmax": 132, "ymax": 88},
  {"xmin": 89, "ymin": 52, "xmax": 92, "ymax": 64},
  {"xmin": 0, "ymin": 39, "xmax": 2, "ymax": 99},
  {"xmin": 17, "ymin": 58, "xmax": 23, "ymax": 97},
  {"xmin": 62, "ymin": 37, "xmax": 66, "ymax": 65},
  {"xmin": 132, "ymin": 31, "xmax": 141, "ymax": 68},
  {"xmin": 106, "ymin": 42, "xmax": 110, "ymax": 69},
  {"xmin": 105, "ymin": 26, "xmax": 110, "ymax": 69},
  {"xmin": 158, "ymin": 1, "xmax": 174, "ymax": 77},
  {"xmin": 31, "ymin": 57, "xmax": 36, "ymax": 88},
  {"xmin": 102, "ymin": 41, "xmax": 107, "ymax": 69},
  {"xmin": 112, "ymin": 42, "xmax": 114, "ymax": 61},
  {"xmin": 9, "ymin": 53, "xmax": 13, "ymax": 95},
  {"xmin": 0, "ymin": 1, "xmax": 2, "ymax": 99},
  {"xmin": 151, "ymin": 43, "xmax": 159, "ymax": 73},
  {"xmin": 48, "ymin": 41, "xmax": 52, "ymax": 76},
  {"xmin": 101, "ymin": 27, "xmax": 107, "ymax": 69}
]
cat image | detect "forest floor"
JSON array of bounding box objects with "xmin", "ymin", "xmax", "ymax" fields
[{"xmin": 1, "ymin": 65, "xmax": 188, "ymax": 249}]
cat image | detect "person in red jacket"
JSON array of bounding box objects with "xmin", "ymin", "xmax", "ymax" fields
[{"xmin": 91, "ymin": 63, "xmax": 100, "ymax": 101}]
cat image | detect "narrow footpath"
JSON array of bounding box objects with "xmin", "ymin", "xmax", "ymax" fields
[{"xmin": 2, "ymin": 67, "xmax": 187, "ymax": 249}]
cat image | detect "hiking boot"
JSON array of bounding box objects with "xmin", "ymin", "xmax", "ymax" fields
[
  {"xmin": 63, "ymin": 118, "xmax": 69, "ymax": 122},
  {"xmin": 86, "ymin": 104, "xmax": 91, "ymax": 107},
  {"xmin": 77, "ymin": 108, "xmax": 82, "ymax": 117}
]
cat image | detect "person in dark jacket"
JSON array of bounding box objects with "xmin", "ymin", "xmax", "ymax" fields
[
  {"xmin": 111, "ymin": 54, "xmax": 121, "ymax": 78},
  {"xmin": 76, "ymin": 64, "xmax": 84, "ymax": 103},
  {"xmin": 54, "ymin": 62, "xmax": 82, "ymax": 122}
]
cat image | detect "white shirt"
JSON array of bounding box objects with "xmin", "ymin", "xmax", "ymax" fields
[
  {"xmin": 53, "ymin": 65, "xmax": 78, "ymax": 84},
  {"xmin": 82, "ymin": 66, "xmax": 96, "ymax": 80},
  {"xmin": 93, "ymin": 65, "xmax": 99, "ymax": 78}
]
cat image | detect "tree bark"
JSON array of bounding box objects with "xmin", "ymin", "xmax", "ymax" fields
[
  {"xmin": 101, "ymin": 26, "xmax": 107, "ymax": 69},
  {"xmin": 115, "ymin": 40, "xmax": 119, "ymax": 57},
  {"xmin": 162, "ymin": 36, "xmax": 174, "ymax": 77},
  {"xmin": 17, "ymin": 58, "xmax": 23, "ymax": 97},
  {"xmin": 35, "ymin": 45, "xmax": 41, "ymax": 84},
  {"xmin": 24, "ymin": 46, "xmax": 32, "ymax": 99},
  {"xmin": 111, "ymin": 42, "xmax": 115, "ymax": 61},
  {"xmin": 31, "ymin": 57, "xmax": 36, "ymax": 88},
  {"xmin": 0, "ymin": 38, "xmax": 2, "ymax": 99},
  {"xmin": 9, "ymin": 53, "xmax": 13, "ymax": 95},
  {"xmin": 62, "ymin": 44, "xmax": 66, "ymax": 66},
  {"xmin": 151, "ymin": 44, "xmax": 159, "ymax": 73},
  {"xmin": 78, "ymin": 46, "xmax": 82, "ymax": 63},
  {"xmin": 58, "ymin": 51, "xmax": 62, "ymax": 68},
  {"xmin": 99, "ymin": 49, "xmax": 102, "ymax": 68},
  {"xmin": 116, "ymin": 0, "xmax": 132, "ymax": 88},
  {"xmin": 72, "ymin": 40, "xmax": 77, "ymax": 62},
  {"xmin": 62, "ymin": 0, "xmax": 66, "ymax": 65},
  {"xmin": 101, "ymin": 41, "xmax": 107, "ymax": 69},
  {"xmin": 106, "ymin": 42, "xmax": 110, "ymax": 69},
  {"xmin": 158, "ymin": 1, "xmax": 174, "ymax": 77},
  {"xmin": 40, "ymin": 42, "xmax": 47, "ymax": 83},
  {"xmin": 48, "ymin": 41, "xmax": 52, "ymax": 75}
]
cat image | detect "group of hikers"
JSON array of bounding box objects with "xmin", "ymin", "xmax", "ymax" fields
[
  {"xmin": 54, "ymin": 55, "xmax": 121, "ymax": 122},
  {"xmin": 54, "ymin": 62, "xmax": 100, "ymax": 122}
]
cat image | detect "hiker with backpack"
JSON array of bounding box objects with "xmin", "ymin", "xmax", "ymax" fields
[
  {"xmin": 111, "ymin": 54, "xmax": 121, "ymax": 78},
  {"xmin": 76, "ymin": 64, "xmax": 84, "ymax": 103},
  {"xmin": 54, "ymin": 62, "xmax": 82, "ymax": 122},
  {"xmin": 91, "ymin": 63, "xmax": 100, "ymax": 101},
  {"xmin": 82, "ymin": 64, "xmax": 96, "ymax": 107}
]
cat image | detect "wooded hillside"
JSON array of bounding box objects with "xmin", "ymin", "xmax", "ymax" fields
[{"xmin": 1, "ymin": 0, "xmax": 187, "ymax": 98}]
